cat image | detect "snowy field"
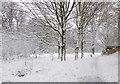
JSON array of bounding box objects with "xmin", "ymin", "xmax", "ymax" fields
[
  {"xmin": 0, "ymin": 56, "xmax": 1, "ymax": 82},
  {"xmin": 1, "ymin": 52, "xmax": 118, "ymax": 82},
  {"xmin": 0, "ymin": 32, "xmax": 2, "ymax": 83}
]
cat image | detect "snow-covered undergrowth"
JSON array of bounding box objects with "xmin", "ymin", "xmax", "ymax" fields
[{"xmin": 1, "ymin": 53, "xmax": 118, "ymax": 82}]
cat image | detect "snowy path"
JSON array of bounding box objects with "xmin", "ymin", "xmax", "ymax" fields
[{"xmin": 2, "ymin": 53, "xmax": 118, "ymax": 82}]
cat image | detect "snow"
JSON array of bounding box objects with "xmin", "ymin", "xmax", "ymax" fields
[
  {"xmin": 1, "ymin": 52, "xmax": 118, "ymax": 82},
  {"xmin": 0, "ymin": 60, "xmax": 2, "ymax": 83},
  {"xmin": 0, "ymin": 32, "xmax": 2, "ymax": 83},
  {"xmin": 30, "ymin": 54, "xmax": 41, "ymax": 58}
]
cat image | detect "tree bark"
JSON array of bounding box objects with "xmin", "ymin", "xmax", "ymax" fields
[
  {"xmin": 92, "ymin": 47, "xmax": 95, "ymax": 55},
  {"xmin": 75, "ymin": 28, "xmax": 80, "ymax": 60},
  {"xmin": 81, "ymin": 40, "xmax": 84, "ymax": 58},
  {"xmin": 81, "ymin": 25, "xmax": 84, "ymax": 58},
  {"xmin": 63, "ymin": 43, "xmax": 66, "ymax": 61},
  {"xmin": 58, "ymin": 41, "xmax": 60, "ymax": 59},
  {"xmin": 75, "ymin": 4, "xmax": 80, "ymax": 60},
  {"xmin": 61, "ymin": 40, "xmax": 64, "ymax": 61},
  {"xmin": 75, "ymin": 47, "xmax": 79, "ymax": 60},
  {"xmin": 60, "ymin": 31, "xmax": 66, "ymax": 61}
]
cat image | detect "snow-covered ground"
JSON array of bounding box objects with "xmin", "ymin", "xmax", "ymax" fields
[
  {"xmin": 1, "ymin": 52, "xmax": 118, "ymax": 82},
  {"xmin": 0, "ymin": 60, "xmax": 1, "ymax": 82},
  {"xmin": 0, "ymin": 32, "xmax": 2, "ymax": 83}
]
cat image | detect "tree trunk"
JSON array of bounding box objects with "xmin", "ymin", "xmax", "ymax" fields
[
  {"xmin": 63, "ymin": 23, "xmax": 66, "ymax": 61},
  {"xmin": 63, "ymin": 43, "xmax": 66, "ymax": 61},
  {"xmin": 75, "ymin": 47, "xmax": 79, "ymax": 60},
  {"xmin": 58, "ymin": 42, "xmax": 60, "ymax": 59},
  {"xmin": 75, "ymin": 28, "xmax": 80, "ymax": 60},
  {"xmin": 81, "ymin": 40, "xmax": 84, "ymax": 58},
  {"xmin": 81, "ymin": 26, "xmax": 84, "ymax": 58},
  {"xmin": 16, "ymin": 20, "xmax": 19, "ymax": 32},
  {"xmin": 92, "ymin": 47, "xmax": 95, "ymax": 55},
  {"xmin": 91, "ymin": 19, "xmax": 95, "ymax": 55},
  {"xmin": 61, "ymin": 32, "xmax": 66, "ymax": 61},
  {"xmin": 92, "ymin": 44, "xmax": 95, "ymax": 55},
  {"xmin": 75, "ymin": 5, "xmax": 80, "ymax": 60},
  {"xmin": 61, "ymin": 47, "xmax": 63, "ymax": 61},
  {"xmin": 60, "ymin": 30, "xmax": 66, "ymax": 61},
  {"xmin": 61, "ymin": 36, "xmax": 64, "ymax": 61}
]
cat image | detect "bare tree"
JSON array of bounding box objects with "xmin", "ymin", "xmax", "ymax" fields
[
  {"xmin": 74, "ymin": 2, "xmax": 105, "ymax": 59},
  {"xmin": 21, "ymin": 1, "xmax": 75, "ymax": 61},
  {"xmin": 97, "ymin": 3, "xmax": 118, "ymax": 49},
  {"xmin": 2, "ymin": 2, "xmax": 27, "ymax": 32}
]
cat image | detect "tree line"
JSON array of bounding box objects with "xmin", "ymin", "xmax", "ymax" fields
[{"xmin": 2, "ymin": 1, "xmax": 118, "ymax": 61}]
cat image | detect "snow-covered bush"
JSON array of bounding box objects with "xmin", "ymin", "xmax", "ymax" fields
[
  {"xmin": 30, "ymin": 54, "xmax": 41, "ymax": 58},
  {"xmin": 12, "ymin": 59, "xmax": 33, "ymax": 77}
]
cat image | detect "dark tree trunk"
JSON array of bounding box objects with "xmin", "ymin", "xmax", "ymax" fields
[
  {"xmin": 61, "ymin": 35, "xmax": 64, "ymax": 61},
  {"xmin": 92, "ymin": 43, "xmax": 95, "ymax": 55},
  {"xmin": 58, "ymin": 43, "xmax": 60, "ymax": 59},
  {"xmin": 63, "ymin": 43, "xmax": 66, "ymax": 61},
  {"xmin": 81, "ymin": 40, "xmax": 84, "ymax": 58},
  {"xmin": 92, "ymin": 48, "xmax": 95, "ymax": 55}
]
